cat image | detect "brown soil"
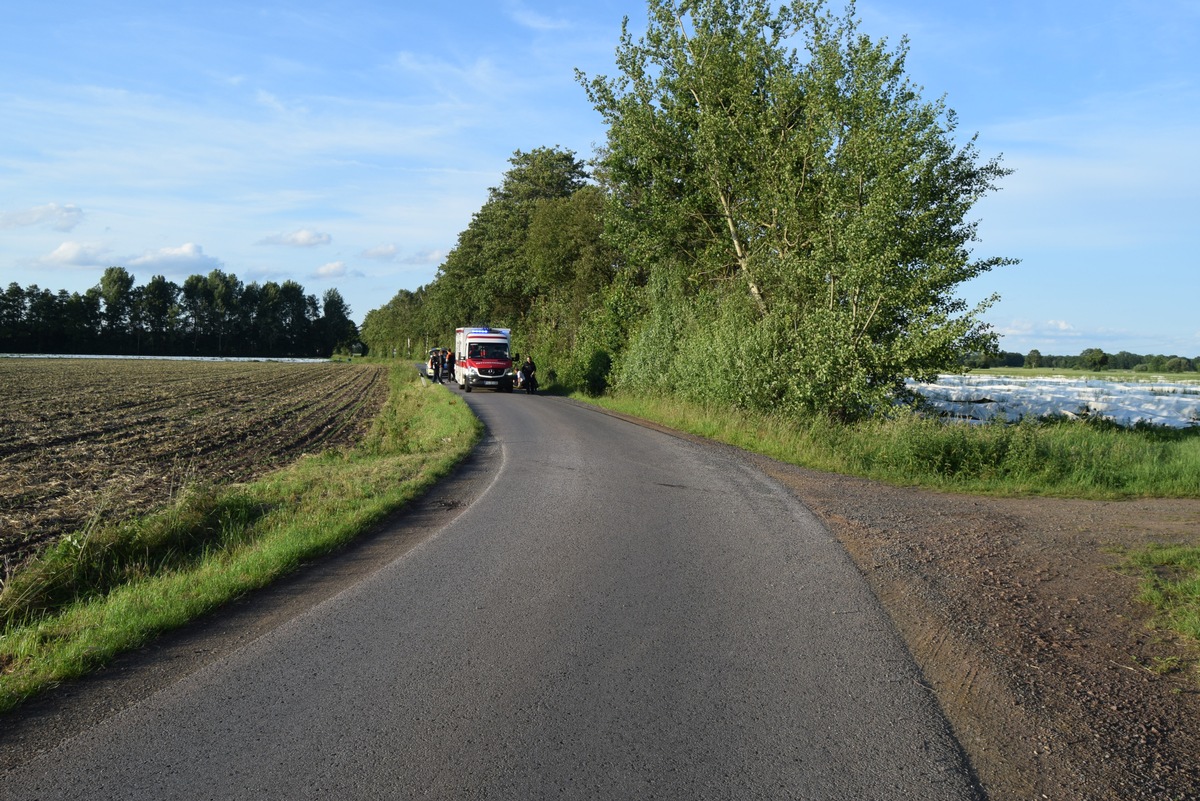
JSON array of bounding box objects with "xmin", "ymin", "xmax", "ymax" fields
[
  {"xmin": 747, "ymin": 455, "xmax": 1200, "ymax": 801},
  {"xmin": 0, "ymin": 358, "xmax": 390, "ymax": 586}
]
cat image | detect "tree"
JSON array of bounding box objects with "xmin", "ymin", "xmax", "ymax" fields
[
  {"xmin": 526, "ymin": 185, "xmax": 618, "ymax": 312},
  {"xmin": 361, "ymin": 287, "xmax": 428, "ymax": 359},
  {"xmin": 0, "ymin": 283, "xmax": 27, "ymax": 351},
  {"xmin": 60, "ymin": 289, "xmax": 102, "ymax": 353},
  {"xmin": 205, "ymin": 269, "xmax": 243, "ymax": 355},
  {"xmin": 99, "ymin": 266, "xmax": 136, "ymax": 348},
  {"xmin": 278, "ymin": 280, "xmax": 318, "ymax": 356},
  {"xmin": 248, "ymin": 281, "xmax": 285, "ymax": 355},
  {"xmin": 317, "ymin": 288, "xmax": 359, "ymax": 355},
  {"xmin": 180, "ymin": 274, "xmax": 212, "ymax": 352},
  {"xmin": 1110, "ymin": 350, "xmax": 1140, "ymax": 370},
  {"xmin": 139, "ymin": 275, "xmax": 180, "ymax": 353},
  {"xmin": 1079, "ymin": 348, "xmax": 1108, "ymax": 371},
  {"xmin": 432, "ymin": 146, "xmax": 590, "ymax": 328},
  {"xmin": 579, "ymin": 0, "xmax": 1012, "ymax": 420},
  {"xmin": 1025, "ymin": 349, "xmax": 1042, "ymax": 368}
]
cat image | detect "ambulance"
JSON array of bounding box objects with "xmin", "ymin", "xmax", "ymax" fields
[{"xmin": 454, "ymin": 327, "xmax": 515, "ymax": 392}]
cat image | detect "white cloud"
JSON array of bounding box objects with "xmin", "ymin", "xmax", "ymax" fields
[
  {"xmin": 43, "ymin": 241, "xmax": 111, "ymax": 267},
  {"xmin": 315, "ymin": 261, "xmax": 347, "ymax": 278},
  {"xmin": 361, "ymin": 244, "xmax": 399, "ymax": 261},
  {"xmin": 255, "ymin": 89, "xmax": 309, "ymax": 116},
  {"xmin": 311, "ymin": 261, "xmax": 365, "ymax": 280},
  {"xmin": 394, "ymin": 51, "xmax": 508, "ymax": 98},
  {"xmin": 401, "ymin": 248, "xmax": 446, "ymax": 266},
  {"xmin": 1, "ymin": 203, "xmax": 84, "ymax": 232},
  {"xmin": 257, "ymin": 228, "xmax": 332, "ymax": 247},
  {"xmin": 255, "ymin": 90, "xmax": 288, "ymax": 114},
  {"xmin": 127, "ymin": 243, "xmax": 222, "ymax": 273},
  {"xmin": 506, "ymin": 1, "xmax": 570, "ymax": 31},
  {"xmin": 360, "ymin": 245, "xmax": 446, "ymax": 266}
]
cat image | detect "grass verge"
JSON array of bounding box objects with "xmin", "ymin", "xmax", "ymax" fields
[
  {"xmin": 0, "ymin": 366, "xmax": 480, "ymax": 713},
  {"xmin": 583, "ymin": 392, "xmax": 1200, "ymax": 499},
  {"xmin": 1127, "ymin": 544, "xmax": 1200, "ymax": 655}
]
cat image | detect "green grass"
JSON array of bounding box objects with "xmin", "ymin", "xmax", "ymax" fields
[
  {"xmin": 1127, "ymin": 544, "xmax": 1200, "ymax": 650},
  {"xmin": 0, "ymin": 366, "xmax": 480, "ymax": 712},
  {"xmin": 969, "ymin": 366, "xmax": 1200, "ymax": 382},
  {"xmin": 583, "ymin": 392, "xmax": 1200, "ymax": 499}
]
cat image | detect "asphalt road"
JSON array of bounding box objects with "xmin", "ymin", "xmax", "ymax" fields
[{"xmin": 1, "ymin": 387, "xmax": 980, "ymax": 800}]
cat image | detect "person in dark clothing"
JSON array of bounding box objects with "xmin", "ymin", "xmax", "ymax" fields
[
  {"xmin": 429, "ymin": 350, "xmax": 443, "ymax": 383},
  {"xmin": 519, "ymin": 355, "xmax": 537, "ymax": 394}
]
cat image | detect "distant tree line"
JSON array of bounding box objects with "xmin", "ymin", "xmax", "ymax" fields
[
  {"xmin": 964, "ymin": 348, "xmax": 1198, "ymax": 373},
  {"xmin": 0, "ymin": 267, "xmax": 359, "ymax": 359}
]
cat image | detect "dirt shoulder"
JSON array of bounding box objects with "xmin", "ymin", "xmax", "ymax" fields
[{"xmin": 750, "ymin": 455, "xmax": 1200, "ymax": 801}]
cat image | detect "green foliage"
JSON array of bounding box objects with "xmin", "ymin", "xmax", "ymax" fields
[
  {"xmin": 358, "ymin": 146, "xmax": 625, "ymax": 388},
  {"xmin": 0, "ymin": 489, "xmax": 270, "ymax": 628},
  {"xmin": 364, "ymin": 1, "xmax": 1021, "ymax": 416},
  {"xmin": 586, "ymin": 391, "xmax": 1200, "ymax": 499},
  {"xmin": 579, "ymin": 0, "xmax": 1012, "ymax": 421},
  {"xmin": 970, "ymin": 352, "xmax": 1197, "ymax": 374},
  {"xmin": 360, "ymin": 287, "xmax": 430, "ymax": 360},
  {"xmin": 0, "ymin": 270, "xmax": 357, "ymax": 358},
  {"xmin": 1079, "ymin": 347, "xmax": 1109, "ymax": 371},
  {"xmin": 318, "ymin": 288, "xmax": 359, "ymax": 354},
  {"xmin": 1129, "ymin": 543, "xmax": 1200, "ymax": 644}
]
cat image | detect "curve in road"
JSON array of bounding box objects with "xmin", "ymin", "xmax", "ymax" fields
[{"xmin": 1, "ymin": 389, "xmax": 980, "ymax": 800}]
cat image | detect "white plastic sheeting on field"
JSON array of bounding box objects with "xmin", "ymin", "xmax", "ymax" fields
[{"xmin": 908, "ymin": 374, "xmax": 1200, "ymax": 428}]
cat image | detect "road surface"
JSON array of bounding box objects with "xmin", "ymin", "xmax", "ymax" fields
[{"xmin": 1, "ymin": 388, "xmax": 980, "ymax": 799}]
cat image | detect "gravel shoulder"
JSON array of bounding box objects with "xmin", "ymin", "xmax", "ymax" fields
[{"xmin": 752, "ymin": 456, "xmax": 1200, "ymax": 800}]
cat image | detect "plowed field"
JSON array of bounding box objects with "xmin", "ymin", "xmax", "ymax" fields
[{"xmin": 0, "ymin": 358, "xmax": 389, "ymax": 584}]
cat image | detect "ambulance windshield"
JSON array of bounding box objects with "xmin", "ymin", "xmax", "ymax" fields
[{"xmin": 469, "ymin": 343, "xmax": 509, "ymax": 360}]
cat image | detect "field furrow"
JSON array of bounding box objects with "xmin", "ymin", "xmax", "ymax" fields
[{"xmin": 0, "ymin": 359, "xmax": 390, "ymax": 581}]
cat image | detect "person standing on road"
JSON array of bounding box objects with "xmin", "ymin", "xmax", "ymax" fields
[
  {"xmin": 520, "ymin": 355, "xmax": 537, "ymax": 394},
  {"xmin": 429, "ymin": 350, "xmax": 443, "ymax": 383},
  {"xmin": 446, "ymin": 350, "xmax": 455, "ymax": 382}
]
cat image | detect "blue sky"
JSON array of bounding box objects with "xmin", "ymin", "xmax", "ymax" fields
[{"xmin": 2, "ymin": 1, "xmax": 1197, "ymax": 356}]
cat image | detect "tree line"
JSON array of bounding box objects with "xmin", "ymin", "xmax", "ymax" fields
[
  {"xmin": 0, "ymin": 267, "xmax": 359, "ymax": 359},
  {"xmin": 363, "ymin": 0, "xmax": 1012, "ymax": 422},
  {"xmin": 967, "ymin": 349, "xmax": 1198, "ymax": 373}
]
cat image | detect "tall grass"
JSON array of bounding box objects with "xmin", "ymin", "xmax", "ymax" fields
[
  {"xmin": 1128, "ymin": 545, "xmax": 1200, "ymax": 646},
  {"xmin": 588, "ymin": 392, "xmax": 1200, "ymax": 499},
  {"xmin": 0, "ymin": 367, "xmax": 480, "ymax": 712}
]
